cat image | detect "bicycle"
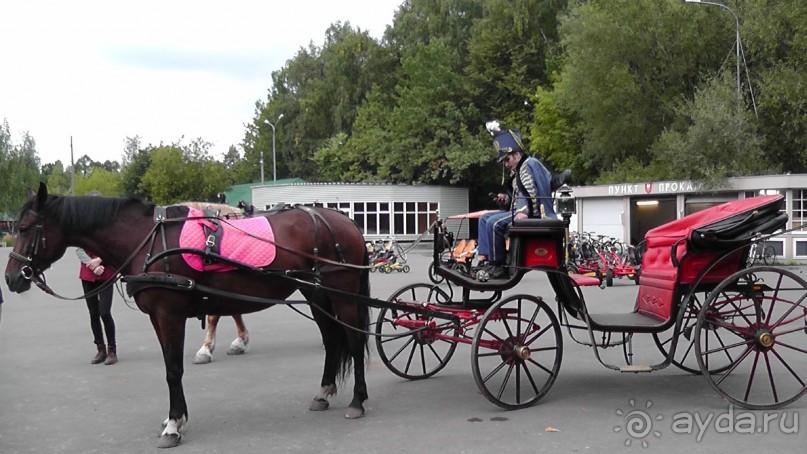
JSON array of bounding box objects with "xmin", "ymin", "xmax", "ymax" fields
[{"xmin": 748, "ymin": 241, "xmax": 775, "ymax": 265}]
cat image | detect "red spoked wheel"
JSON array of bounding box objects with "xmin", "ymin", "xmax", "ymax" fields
[
  {"xmin": 471, "ymin": 294, "xmax": 563, "ymax": 410},
  {"xmin": 375, "ymin": 283, "xmax": 458, "ymax": 380},
  {"xmin": 695, "ymin": 266, "xmax": 807, "ymax": 409}
]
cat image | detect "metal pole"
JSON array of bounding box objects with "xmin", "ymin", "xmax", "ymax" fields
[
  {"xmin": 260, "ymin": 150, "xmax": 264, "ymax": 186},
  {"xmin": 263, "ymin": 114, "xmax": 283, "ymax": 185}
]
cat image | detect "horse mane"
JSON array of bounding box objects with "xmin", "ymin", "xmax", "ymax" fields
[{"xmin": 27, "ymin": 194, "xmax": 154, "ymax": 233}]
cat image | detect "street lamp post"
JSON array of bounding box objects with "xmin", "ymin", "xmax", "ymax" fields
[
  {"xmin": 263, "ymin": 113, "xmax": 284, "ymax": 185},
  {"xmin": 684, "ymin": 0, "xmax": 741, "ymax": 111}
]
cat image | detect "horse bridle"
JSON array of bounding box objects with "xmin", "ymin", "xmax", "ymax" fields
[{"xmin": 8, "ymin": 212, "xmax": 46, "ymax": 281}]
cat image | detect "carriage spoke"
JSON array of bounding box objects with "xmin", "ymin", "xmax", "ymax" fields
[
  {"xmin": 482, "ymin": 361, "xmax": 509, "ymax": 387},
  {"xmin": 384, "ymin": 334, "xmax": 416, "ymax": 363},
  {"xmin": 763, "ymin": 352, "xmax": 779, "ymax": 403},
  {"xmin": 770, "ymin": 348, "xmax": 807, "ymax": 387},
  {"xmin": 740, "ymin": 350, "xmax": 762, "ymax": 402},
  {"xmin": 771, "ymin": 294, "xmax": 807, "ymax": 330},
  {"xmin": 523, "ymin": 324, "xmax": 552, "ymax": 346},
  {"xmin": 495, "ymin": 363, "xmax": 516, "ymax": 401},
  {"xmin": 526, "ymin": 356, "xmax": 556, "ymax": 376},
  {"xmin": 521, "ymin": 361, "xmax": 542, "ymax": 396},
  {"xmin": 713, "ymin": 345, "xmax": 753, "ymax": 387},
  {"xmin": 774, "ymin": 340, "xmax": 807, "ymax": 356}
]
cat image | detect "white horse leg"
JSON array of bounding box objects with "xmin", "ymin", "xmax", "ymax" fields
[
  {"xmin": 158, "ymin": 415, "xmax": 187, "ymax": 448},
  {"xmin": 192, "ymin": 315, "xmax": 219, "ymax": 364},
  {"xmin": 226, "ymin": 315, "xmax": 250, "ymax": 355},
  {"xmin": 309, "ymin": 384, "xmax": 337, "ymax": 411}
]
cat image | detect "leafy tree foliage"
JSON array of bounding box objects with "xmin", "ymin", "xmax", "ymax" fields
[
  {"xmin": 139, "ymin": 143, "xmax": 229, "ymax": 204},
  {"xmin": 0, "ymin": 120, "xmax": 41, "ymax": 216}
]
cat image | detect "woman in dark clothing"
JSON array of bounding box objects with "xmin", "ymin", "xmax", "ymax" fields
[{"xmin": 76, "ymin": 248, "xmax": 118, "ymax": 365}]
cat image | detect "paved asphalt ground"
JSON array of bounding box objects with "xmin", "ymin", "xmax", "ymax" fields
[{"xmin": 1, "ymin": 246, "xmax": 805, "ymax": 453}]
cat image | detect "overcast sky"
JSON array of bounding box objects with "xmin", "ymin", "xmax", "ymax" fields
[{"xmin": 1, "ymin": 0, "xmax": 403, "ymax": 166}]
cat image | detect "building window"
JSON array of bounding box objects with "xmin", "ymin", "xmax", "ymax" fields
[
  {"xmin": 792, "ymin": 189, "xmax": 807, "ymax": 231},
  {"xmin": 795, "ymin": 239, "xmax": 807, "ymax": 258},
  {"xmin": 287, "ymin": 200, "xmax": 439, "ymax": 237}
]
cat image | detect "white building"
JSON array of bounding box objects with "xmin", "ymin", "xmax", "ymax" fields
[{"xmin": 251, "ymin": 182, "xmax": 469, "ymax": 241}]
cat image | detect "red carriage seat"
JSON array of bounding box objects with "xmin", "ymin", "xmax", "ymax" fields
[{"xmin": 636, "ymin": 195, "xmax": 786, "ymax": 321}]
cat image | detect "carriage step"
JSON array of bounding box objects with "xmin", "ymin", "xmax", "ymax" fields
[{"xmin": 618, "ymin": 365, "xmax": 653, "ymax": 373}]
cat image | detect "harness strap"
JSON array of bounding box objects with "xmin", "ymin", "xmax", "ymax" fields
[
  {"xmin": 298, "ymin": 206, "xmax": 346, "ymax": 264},
  {"xmin": 201, "ymin": 208, "xmax": 224, "ymax": 264}
]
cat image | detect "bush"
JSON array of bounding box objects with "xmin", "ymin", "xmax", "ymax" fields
[{"xmin": 2, "ymin": 234, "xmax": 14, "ymax": 248}]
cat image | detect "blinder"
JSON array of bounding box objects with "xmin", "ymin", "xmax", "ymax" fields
[{"xmin": 8, "ymin": 214, "xmax": 46, "ymax": 281}]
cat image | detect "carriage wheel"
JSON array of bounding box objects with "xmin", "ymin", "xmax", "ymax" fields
[
  {"xmin": 375, "ymin": 283, "xmax": 458, "ymax": 380},
  {"xmin": 695, "ymin": 266, "xmax": 807, "ymax": 409},
  {"xmin": 652, "ymin": 291, "xmax": 734, "ymax": 375},
  {"xmin": 471, "ymin": 294, "xmax": 563, "ymax": 410}
]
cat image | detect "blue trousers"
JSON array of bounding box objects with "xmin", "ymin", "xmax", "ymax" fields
[{"xmin": 477, "ymin": 210, "xmax": 513, "ymax": 264}]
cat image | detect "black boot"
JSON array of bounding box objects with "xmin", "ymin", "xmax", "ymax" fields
[
  {"xmin": 104, "ymin": 345, "xmax": 117, "ymax": 365},
  {"xmin": 91, "ymin": 345, "xmax": 107, "ymax": 364}
]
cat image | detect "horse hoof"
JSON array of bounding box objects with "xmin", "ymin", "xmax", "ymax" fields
[
  {"xmin": 192, "ymin": 353, "xmax": 212, "ymax": 364},
  {"xmin": 308, "ymin": 397, "xmax": 330, "ymax": 411},
  {"xmin": 227, "ymin": 338, "xmax": 248, "ymax": 355},
  {"xmin": 156, "ymin": 433, "xmax": 182, "ymax": 448},
  {"xmin": 345, "ymin": 407, "xmax": 365, "ymax": 419}
]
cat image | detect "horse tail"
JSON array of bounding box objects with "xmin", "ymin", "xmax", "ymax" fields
[
  {"xmin": 332, "ymin": 248, "xmax": 372, "ymax": 383},
  {"xmin": 359, "ymin": 248, "xmax": 371, "ymax": 354}
]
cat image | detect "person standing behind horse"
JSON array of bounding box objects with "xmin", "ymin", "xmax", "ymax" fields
[{"xmin": 76, "ymin": 247, "xmax": 118, "ymax": 365}]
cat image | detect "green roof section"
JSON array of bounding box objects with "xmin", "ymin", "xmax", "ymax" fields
[{"xmin": 223, "ymin": 178, "xmax": 306, "ymax": 205}]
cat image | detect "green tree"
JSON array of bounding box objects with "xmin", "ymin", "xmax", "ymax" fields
[
  {"xmin": 139, "ymin": 145, "xmax": 229, "ymax": 204},
  {"xmin": 0, "ymin": 129, "xmax": 41, "ymax": 214},
  {"xmin": 42, "ymin": 160, "xmax": 71, "ymax": 195},
  {"xmin": 251, "ymin": 22, "xmax": 389, "ymax": 181},
  {"xmin": 119, "ymin": 145, "xmax": 152, "ymax": 199},
  {"xmin": 644, "ymin": 75, "xmax": 774, "ymax": 188},
  {"xmin": 75, "ymin": 167, "xmax": 122, "ymax": 196},
  {"xmin": 554, "ymin": 0, "xmax": 732, "ymax": 181},
  {"xmin": 467, "ymin": 0, "xmax": 567, "ymax": 125}
]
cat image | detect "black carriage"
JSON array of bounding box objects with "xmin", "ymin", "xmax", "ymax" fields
[{"xmin": 375, "ymin": 189, "xmax": 805, "ymax": 411}]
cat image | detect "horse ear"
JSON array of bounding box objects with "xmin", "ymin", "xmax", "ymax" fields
[{"xmin": 36, "ymin": 182, "xmax": 48, "ymax": 208}]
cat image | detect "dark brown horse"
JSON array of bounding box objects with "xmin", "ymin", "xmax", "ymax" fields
[{"xmin": 4, "ymin": 183, "xmax": 371, "ymax": 448}]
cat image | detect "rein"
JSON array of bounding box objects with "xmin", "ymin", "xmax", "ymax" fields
[{"xmin": 11, "ymin": 220, "xmax": 164, "ymax": 301}]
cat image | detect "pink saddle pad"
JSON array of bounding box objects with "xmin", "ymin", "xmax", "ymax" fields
[{"xmin": 179, "ymin": 208, "xmax": 276, "ymax": 272}]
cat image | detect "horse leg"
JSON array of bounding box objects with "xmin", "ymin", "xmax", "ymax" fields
[
  {"xmin": 193, "ymin": 315, "xmax": 220, "ymax": 364},
  {"xmin": 308, "ymin": 307, "xmax": 339, "ymax": 412},
  {"xmin": 149, "ymin": 311, "xmax": 189, "ymax": 448},
  {"xmin": 226, "ymin": 314, "xmax": 250, "ymax": 355}
]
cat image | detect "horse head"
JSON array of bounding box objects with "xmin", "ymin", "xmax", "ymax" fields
[{"xmin": 5, "ymin": 182, "xmax": 69, "ymax": 293}]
